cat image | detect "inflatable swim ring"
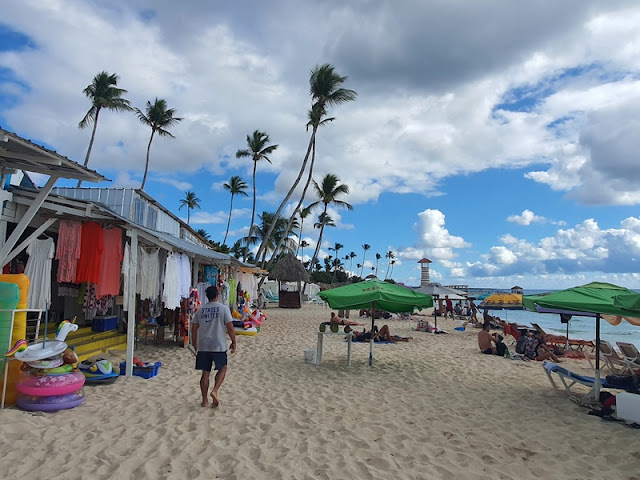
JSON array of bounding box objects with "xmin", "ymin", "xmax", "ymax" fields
[
  {"xmin": 79, "ymin": 359, "xmax": 113, "ymax": 375},
  {"xmin": 16, "ymin": 370, "xmax": 85, "ymax": 396},
  {"xmin": 234, "ymin": 327, "xmax": 258, "ymax": 336},
  {"xmin": 35, "ymin": 364, "xmax": 73, "ymax": 376},
  {"xmin": 17, "ymin": 389, "xmax": 85, "ymax": 412}
]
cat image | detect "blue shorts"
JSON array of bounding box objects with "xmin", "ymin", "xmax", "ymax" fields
[{"xmin": 195, "ymin": 351, "xmax": 227, "ymax": 372}]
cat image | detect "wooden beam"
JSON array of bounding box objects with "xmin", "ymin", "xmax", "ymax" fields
[
  {"xmin": 2, "ymin": 217, "xmax": 58, "ymax": 266},
  {"xmin": 0, "ymin": 175, "xmax": 59, "ymax": 268}
]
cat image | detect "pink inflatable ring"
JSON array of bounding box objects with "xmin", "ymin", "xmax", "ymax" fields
[
  {"xmin": 17, "ymin": 389, "xmax": 85, "ymax": 412},
  {"xmin": 15, "ymin": 371, "xmax": 85, "ymax": 396}
]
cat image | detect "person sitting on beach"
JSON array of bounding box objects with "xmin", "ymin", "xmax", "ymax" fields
[
  {"xmin": 478, "ymin": 322, "xmax": 502, "ymax": 355},
  {"xmin": 523, "ymin": 332, "xmax": 561, "ymax": 362},
  {"xmin": 454, "ymin": 301, "xmax": 463, "ymax": 316},
  {"xmin": 330, "ymin": 312, "xmax": 364, "ymax": 326}
]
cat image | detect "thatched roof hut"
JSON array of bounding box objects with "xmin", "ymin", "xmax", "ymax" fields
[{"xmin": 270, "ymin": 253, "xmax": 309, "ymax": 308}]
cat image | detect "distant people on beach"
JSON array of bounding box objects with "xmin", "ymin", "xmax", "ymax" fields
[
  {"xmin": 330, "ymin": 312, "xmax": 363, "ymax": 326},
  {"xmin": 469, "ymin": 300, "xmax": 479, "ymax": 323},
  {"xmin": 352, "ymin": 325, "xmax": 412, "ymax": 343},
  {"xmin": 445, "ymin": 295, "xmax": 454, "ymax": 319}
]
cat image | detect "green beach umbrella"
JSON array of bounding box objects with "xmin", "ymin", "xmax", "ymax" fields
[
  {"xmin": 522, "ymin": 281, "xmax": 640, "ymax": 400},
  {"xmin": 319, "ymin": 279, "xmax": 433, "ymax": 365}
]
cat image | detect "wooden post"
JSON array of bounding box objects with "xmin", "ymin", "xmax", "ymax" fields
[{"xmin": 125, "ymin": 230, "xmax": 138, "ymax": 377}]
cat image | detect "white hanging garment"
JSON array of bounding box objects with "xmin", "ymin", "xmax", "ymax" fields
[
  {"xmin": 122, "ymin": 243, "xmax": 130, "ymax": 311},
  {"xmin": 138, "ymin": 247, "xmax": 160, "ymax": 301},
  {"xmin": 162, "ymin": 253, "xmax": 181, "ymax": 310},
  {"xmin": 179, "ymin": 253, "xmax": 191, "ymax": 299},
  {"xmin": 25, "ymin": 237, "xmax": 55, "ymax": 310}
]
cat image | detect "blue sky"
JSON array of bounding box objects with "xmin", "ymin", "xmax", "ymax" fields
[{"xmin": 2, "ymin": 1, "xmax": 640, "ymax": 290}]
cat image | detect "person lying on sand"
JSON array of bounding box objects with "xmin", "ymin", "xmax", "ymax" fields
[
  {"xmin": 352, "ymin": 325, "xmax": 412, "ymax": 343},
  {"xmin": 330, "ymin": 312, "xmax": 364, "ymax": 326}
]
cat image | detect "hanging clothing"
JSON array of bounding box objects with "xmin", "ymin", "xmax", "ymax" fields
[
  {"xmin": 76, "ymin": 222, "xmax": 103, "ymax": 284},
  {"xmin": 25, "ymin": 237, "xmax": 55, "ymax": 310},
  {"xmin": 196, "ymin": 281, "xmax": 211, "ymax": 306},
  {"xmin": 204, "ymin": 265, "xmax": 218, "ymax": 285},
  {"xmin": 56, "ymin": 219, "xmax": 82, "ymax": 283},
  {"xmin": 162, "ymin": 252, "xmax": 181, "ymax": 310},
  {"xmin": 179, "ymin": 253, "xmax": 191, "ymax": 299},
  {"xmin": 97, "ymin": 226, "xmax": 123, "ymax": 298},
  {"xmin": 138, "ymin": 247, "xmax": 160, "ymax": 301},
  {"xmin": 122, "ymin": 243, "xmax": 130, "ymax": 311}
]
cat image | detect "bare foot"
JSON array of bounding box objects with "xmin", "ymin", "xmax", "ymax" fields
[
  {"xmin": 201, "ymin": 399, "xmax": 209, "ymax": 408},
  {"xmin": 210, "ymin": 391, "xmax": 220, "ymax": 408}
]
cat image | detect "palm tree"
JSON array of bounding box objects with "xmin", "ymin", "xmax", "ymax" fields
[
  {"xmin": 299, "ymin": 240, "xmax": 309, "ymax": 260},
  {"xmin": 307, "ymin": 174, "xmax": 352, "ymax": 273},
  {"xmin": 254, "ymin": 64, "xmax": 357, "ymax": 263},
  {"xmin": 235, "ymin": 130, "xmax": 278, "ymax": 261},
  {"xmin": 195, "ymin": 229, "xmax": 210, "ymax": 241},
  {"xmin": 356, "ymin": 263, "xmax": 362, "ymax": 275},
  {"xmin": 296, "ymin": 205, "xmax": 313, "ymax": 256},
  {"xmin": 360, "ymin": 244, "xmax": 371, "ymax": 277},
  {"xmin": 349, "ymin": 252, "xmax": 356, "ymax": 277},
  {"xmin": 77, "ymin": 71, "xmax": 133, "ymax": 187},
  {"xmin": 375, "ymin": 253, "xmax": 382, "ymax": 277},
  {"xmin": 135, "ymin": 98, "xmax": 183, "ymax": 190},
  {"xmin": 309, "ymin": 212, "xmax": 336, "ymax": 273},
  {"xmin": 222, "ymin": 175, "xmax": 249, "ymax": 245},
  {"xmin": 329, "ymin": 242, "xmax": 344, "ymax": 283},
  {"xmin": 389, "ymin": 259, "xmax": 397, "ymax": 279},
  {"xmin": 385, "ymin": 250, "xmax": 395, "ymax": 280},
  {"xmin": 323, "ymin": 255, "xmax": 333, "ymax": 272},
  {"xmin": 178, "ymin": 191, "xmax": 200, "ymax": 225}
]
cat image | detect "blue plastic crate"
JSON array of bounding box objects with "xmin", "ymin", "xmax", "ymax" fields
[
  {"xmin": 93, "ymin": 315, "xmax": 118, "ymax": 332},
  {"xmin": 119, "ymin": 361, "xmax": 162, "ymax": 379}
]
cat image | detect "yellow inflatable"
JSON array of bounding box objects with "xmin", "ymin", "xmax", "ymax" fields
[{"xmin": 0, "ymin": 274, "xmax": 30, "ymax": 405}]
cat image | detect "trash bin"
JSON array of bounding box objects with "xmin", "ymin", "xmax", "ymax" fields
[{"xmin": 304, "ymin": 348, "xmax": 317, "ymax": 364}]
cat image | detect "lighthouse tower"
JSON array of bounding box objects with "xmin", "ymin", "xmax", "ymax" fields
[{"xmin": 418, "ymin": 258, "xmax": 432, "ymax": 286}]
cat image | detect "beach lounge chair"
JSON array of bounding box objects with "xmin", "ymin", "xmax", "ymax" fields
[
  {"xmin": 502, "ymin": 323, "xmax": 521, "ymax": 346},
  {"xmin": 531, "ymin": 323, "xmax": 595, "ymax": 351},
  {"xmin": 542, "ymin": 361, "xmax": 624, "ymax": 396},
  {"xmin": 260, "ymin": 288, "xmax": 279, "ymax": 308},
  {"xmin": 616, "ymin": 342, "xmax": 640, "ymax": 375}
]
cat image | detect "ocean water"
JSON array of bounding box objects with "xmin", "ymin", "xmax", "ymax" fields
[{"xmin": 491, "ymin": 309, "xmax": 640, "ymax": 350}]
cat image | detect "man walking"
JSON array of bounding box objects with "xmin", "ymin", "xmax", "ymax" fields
[{"xmin": 192, "ymin": 285, "xmax": 236, "ymax": 407}]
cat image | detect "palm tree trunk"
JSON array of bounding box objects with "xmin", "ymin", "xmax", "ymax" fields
[
  {"xmin": 140, "ymin": 129, "xmax": 155, "ymax": 191},
  {"xmin": 223, "ymin": 194, "xmax": 234, "ymax": 245},
  {"xmin": 244, "ymin": 160, "xmax": 258, "ymax": 262},
  {"xmin": 308, "ymin": 204, "xmax": 328, "ymax": 274},
  {"xmin": 77, "ymin": 108, "xmax": 101, "ymax": 188},
  {"xmin": 255, "ymin": 127, "xmax": 317, "ymax": 262},
  {"xmin": 296, "ymin": 218, "xmax": 304, "ymax": 256},
  {"xmin": 360, "ymin": 250, "xmax": 367, "ymax": 277},
  {"xmin": 260, "ymin": 136, "xmax": 318, "ymax": 284},
  {"xmin": 187, "ymin": 207, "xmax": 190, "ymax": 225}
]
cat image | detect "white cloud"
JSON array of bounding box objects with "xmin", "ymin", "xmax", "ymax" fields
[
  {"xmin": 154, "ymin": 177, "xmax": 193, "ymax": 191},
  {"xmin": 187, "ymin": 211, "xmax": 229, "ymax": 225},
  {"xmin": 408, "ymin": 209, "xmax": 470, "ymax": 261},
  {"xmin": 507, "ymin": 209, "xmax": 546, "ymax": 226}
]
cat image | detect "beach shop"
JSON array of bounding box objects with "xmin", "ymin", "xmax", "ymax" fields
[{"xmin": 0, "ymin": 129, "xmax": 261, "ymax": 407}]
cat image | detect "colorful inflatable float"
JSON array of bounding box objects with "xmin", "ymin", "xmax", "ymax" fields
[
  {"xmin": 7, "ymin": 320, "xmax": 86, "ymax": 412},
  {"xmin": 0, "ymin": 274, "xmax": 29, "ymax": 406}
]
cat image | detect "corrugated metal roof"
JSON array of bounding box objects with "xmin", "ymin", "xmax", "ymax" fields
[
  {"xmin": 135, "ymin": 225, "xmax": 231, "ymax": 264},
  {"xmin": 0, "ymin": 127, "xmax": 108, "ymax": 183}
]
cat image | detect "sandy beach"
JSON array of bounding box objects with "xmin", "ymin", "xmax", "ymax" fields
[{"xmin": 1, "ymin": 304, "xmax": 638, "ymax": 480}]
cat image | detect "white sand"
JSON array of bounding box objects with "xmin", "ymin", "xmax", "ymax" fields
[{"xmin": 1, "ymin": 305, "xmax": 638, "ymax": 480}]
